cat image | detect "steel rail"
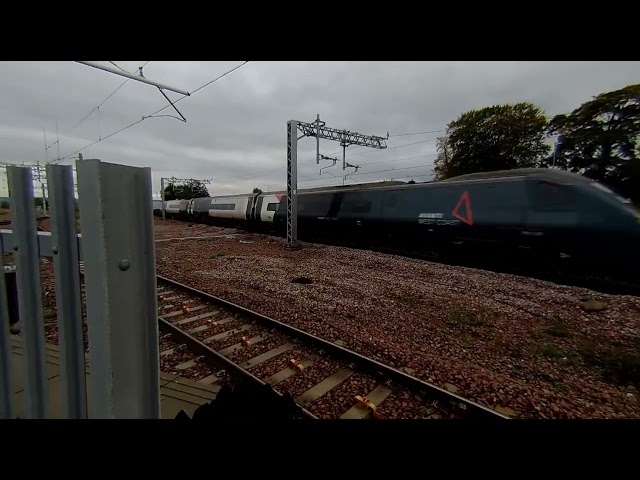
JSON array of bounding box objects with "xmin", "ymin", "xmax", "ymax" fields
[
  {"xmin": 158, "ymin": 316, "xmax": 317, "ymax": 420},
  {"xmin": 157, "ymin": 274, "xmax": 508, "ymax": 420}
]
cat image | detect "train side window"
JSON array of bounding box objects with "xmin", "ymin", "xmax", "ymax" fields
[
  {"xmin": 266, "ymin": 203, "xmax": 279, "ymax": 211},
  {"xmin": 211, "ymin": 203, "xmax": 236, "ymax": 210},
  {"xmin": 530, "ymin": 181, "xmax": 576, "ymax": 212}
]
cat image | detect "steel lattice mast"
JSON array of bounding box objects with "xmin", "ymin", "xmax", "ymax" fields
[{"xmin": 285, "ymin": 115, "xmax": 387, "ymax": 250}]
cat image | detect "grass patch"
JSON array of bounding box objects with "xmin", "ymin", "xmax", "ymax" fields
[
  {"xmin": 450, "ymin": 310, "xmax": 491, "ymax": 327},
  {"xmin": 601, "ymin": 351, "xmax": 640, "ymax": 385},
  {"xmin": 461, "ymin": 332, "xmax": 473, "ymax": 347},
  {"xmin": 210, "ymin": 252, "xmax": 225, "ymax": 259},
  {"xmin": 578, "ymin": 339, "xmax": 640, "ymax": 386},
  {"xmin": 545, "ymin": 318, "xmax": 571, "ymax": 338},
  {"xmin": 492, "ymin": 332, "xmax": 522, "ymax": 357},
  {"xmin": 540, "ymin": 342, "xmax": 564, "ymax": 358},
  {"xmin": 538, "ymin": 342, "xmax": 580, "ymax": 364}
]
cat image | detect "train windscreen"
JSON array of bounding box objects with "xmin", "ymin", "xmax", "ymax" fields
[{"xmin": 591, "ymin": 182, "xmax": 639, "ymax": 218}]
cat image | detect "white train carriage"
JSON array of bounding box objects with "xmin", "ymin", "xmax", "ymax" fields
[
  {"xmin": 164, "ymin": 199, "xmax": 189, "ymax": 218},
  {"xmin": 255, "ymin": 194, "xmax": 283, "ymax": 222},
  {"xmin": 208, "ymin": 195, "xmax": 254, "ymax": 221}
]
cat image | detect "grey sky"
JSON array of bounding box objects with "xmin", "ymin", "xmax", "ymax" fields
[{"xmin": 0, "ymin": 61, "xmax": 639, "ymax": 198}]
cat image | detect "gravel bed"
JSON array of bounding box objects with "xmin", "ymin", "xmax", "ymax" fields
[
  {"xmin": 274, "ymin": 358, "xmax": 342, "ymax": 399},
  {"xmin": 225, "ymin": 332, "xmax": 292, "ymax": 364},
  {"xmin": 159, "ymin": 305, "xmax": 217, "ymax": 324},
  {"xmin": 160, "ymin": 334, "xmax": 182, "ymax": 353},
  {"xmin": 160, "ymin": 349, "xmax": 197, "ymax": 373},
  {"xmin": 307, "ymin": 372, "xmax": 374, "ymax": 419},
  {"xmin": 22, "ymin": 259, "xmax": 90, "ymax": 351},
  {"xmin": 245, "ymin": 346, "xmax": 315, "ymax": 380},
  {"xmin": 158, "ymin": 294, "xmax": 193, "ymax": 312},
  {"xmin": 154, "ymin": 218, "xmax": 243, "ymax": 240},
  {"xmin": 376, "ymin": 389, "xmax": 455, "ymax": 419},
  {"xmin": 206, "ymin": 326, "xmax": 265, "ymax": 350},
  {"xmin": 179, "ymin": 362, "xmax": 216, "ymax": 381},
  {"xmin": 161, "ymin": 352, "xmax": 218, "ymax": 381},
  {"xmin": 154, "ymin": 221, "xmax": 640, "ymax": 419},
  {"xmin": 172, "ymin": 315, "xmax": 225, "ymax": 332},
  {"xmin": 191, "ymin": 317, "xmax": 245, "ymax": 342}
]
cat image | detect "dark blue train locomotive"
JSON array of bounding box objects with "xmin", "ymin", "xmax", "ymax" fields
[{"xmin": 272, "ymin": 168, "xmax": 639, "ymax": 278}]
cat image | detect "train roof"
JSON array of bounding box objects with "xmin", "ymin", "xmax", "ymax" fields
[
  {"xmin": 293, "ymin": 168, "xmax": 595, "ymax": 196},
  {"xmin": 440, "ymin": 167, "xmax": 593, "ymax": 183},
  {"xmin": 153, "ymin": 169, "xmax": 594, "ymax": 203}
]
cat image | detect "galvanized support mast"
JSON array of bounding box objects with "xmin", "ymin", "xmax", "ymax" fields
[
  {"xmin": 286, "ymin": 115, "xmax": 387, "ymax": 250},
  {"xmin": 285, "ymin": 120, "xmax": 299, "ymax": 250}
]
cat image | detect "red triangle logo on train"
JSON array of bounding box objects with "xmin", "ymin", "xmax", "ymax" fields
[{"xmin": 452, "ymin": 191, "xmax": 473, "ymax": 226}]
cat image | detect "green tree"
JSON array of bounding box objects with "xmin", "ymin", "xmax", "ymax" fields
[
  {"xmin": 164, "ymin": 180, "xmax": 210, "ymax": 200},
  {"xmin": 546, "ymin": 83, "xmax": 640, "ymax": 203},
  {"xmin": 252, "ymin": 187, "xmax": 263, "ymax": 194},
  {"xmin": 434, "ymin": 102, "xmax": 551, "ymax": 180}
]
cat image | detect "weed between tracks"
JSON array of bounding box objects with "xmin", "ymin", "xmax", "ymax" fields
[
  {"xmin": 449, "ymin": 310, "xmax": 492, "ymax": 327},
  {"xmin": 545, "ymin": 318, "xmax": 571, "ymax": 338},
  {"xmin": 535, "ymin": 319, "xmax": 640, "ymax": 387}
]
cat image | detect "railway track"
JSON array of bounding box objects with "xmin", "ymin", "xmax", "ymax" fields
[
  {"xmin": 152, "ymin": 274, "xmax": 508, "ymax": 420},
  {"xmin": 72, "ymin": 254, "xmax": 507, "ymax": 419}
]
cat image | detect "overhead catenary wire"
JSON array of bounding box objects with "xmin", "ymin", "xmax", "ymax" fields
[
  {"xmin": 228, "ymin": 142, "xmax": 441, "ymax": 184},
  {"xmin": 58, "ymin": 61, "xmax": 250, "ymax": 161},
  {"xmin": 76, "ymin": 62, "xmax": 151, "ymax": 128},
  {"xmin": 388, "ymin": 129, "xmax": 446, "ymax": 137},
  {"xmin": 46, "ymin": 61, "xmax": 152, "ymax": 154},
  {"xmin": 299, "ymin": 163, "xmax": 433, "ymax": 183},
  {"xmin": 324, "ymin": 136, "xmax": 439, "ymax": 159}
]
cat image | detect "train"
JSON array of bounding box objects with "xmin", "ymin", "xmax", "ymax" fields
[{"xmin": 153, "ymin": 168, "xmax": 640, "ymax": 280}]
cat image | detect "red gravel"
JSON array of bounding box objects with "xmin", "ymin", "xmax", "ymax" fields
[
  {"xmin": 307, "ymin": 372, "xmax": 373, "ymax": 419},
  {"xmin": 274, "ymin": 358, "xmax": 341, "ymax": 399},
  {"xmin": 154, "ymin": 221, "xmax": 242, "ymax": 241},
  {"xmin": 249, "ymin": 346, "xmax": 316, "ymax": 380},
  {"xmin": 209, "ymin": 326, "xmax": 264, "ymax": 351},
  {"xmin": 153, "ymin": 218, "xmax": 640, "ymax": 419},
  {"xmin": 225, "ymin": 333, "xmax": 292, "ymax": 364},
  {"xmin": 191, "ymin": 317, "xmax": 245, "ymax": 342}
]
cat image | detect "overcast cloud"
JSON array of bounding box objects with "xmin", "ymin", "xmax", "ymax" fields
[{"xmin": 0, "ymin": 61, "xmax": 639, "ymax": 198}]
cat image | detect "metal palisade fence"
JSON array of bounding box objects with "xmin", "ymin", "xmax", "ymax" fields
[{"xmin": 0, "ymin": 159, "xmax": 160, "ymax": 419}]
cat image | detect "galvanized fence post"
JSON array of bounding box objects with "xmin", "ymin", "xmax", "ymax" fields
[
  {"xmin": 46, "ymin": 163, "xmax": 87, "ymax": 419},
  {"xmin": 7, "ymin": 166, "xmax": 49, "ymax": 419},
  {"xmin": 0, "ymin": 257, "xmax": 16, "ymax": 419},
  {"xmin": 77, "ymin": 159, "xmax": 160, "ymax": 419}
]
